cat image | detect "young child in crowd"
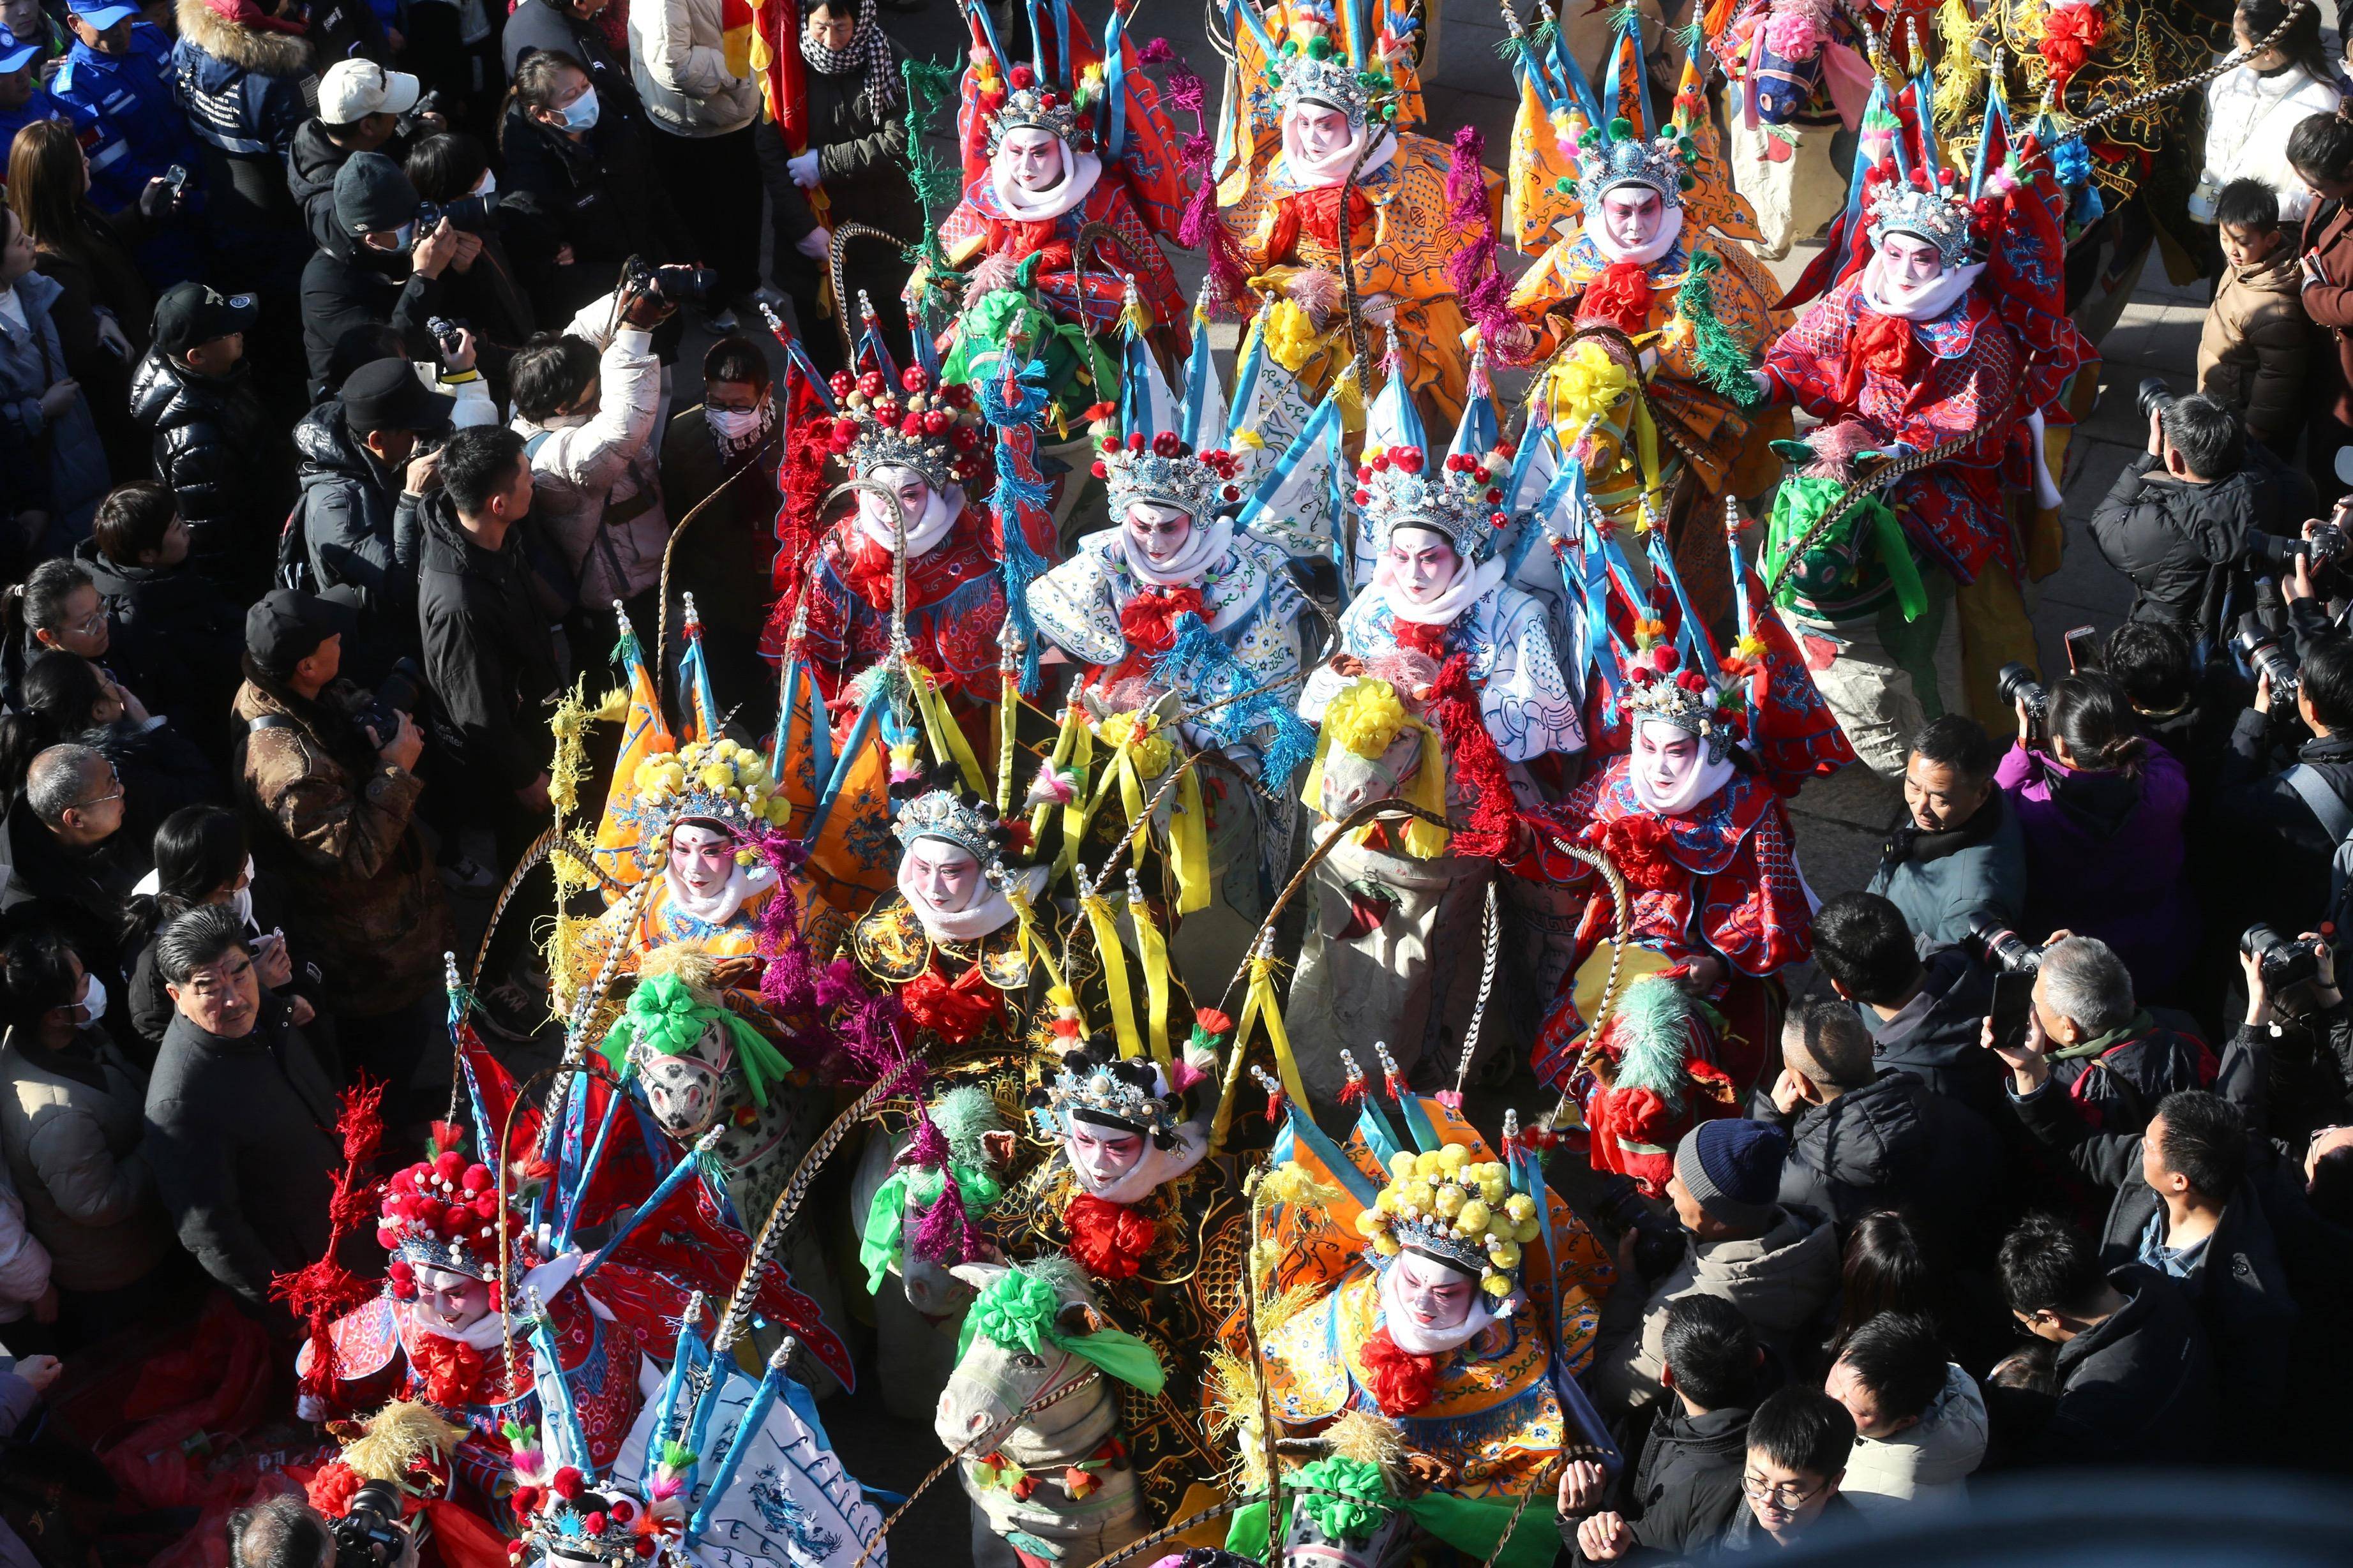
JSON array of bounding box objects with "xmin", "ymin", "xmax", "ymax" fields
[{"xmin": 2196, "ymin": 177, "xmax": 2311, "ymax": 455}]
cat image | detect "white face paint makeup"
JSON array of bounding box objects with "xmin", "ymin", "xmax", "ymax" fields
[
  {"xmin": 906, "ymin": 839, "xmax": 981, "ymax": 912},
  {"xmin": 1598, "ymin": 185, "xmax": 1665, "ymax": 251},
  {"xmin": 1392, "ymin": 1250, "xmax": 1479, "ymax": 1333},
  {"xmin": 412, "ymin": 1265, "xmax": 492, "ymax": 1332},
  {"xmin": 1385, "ymin": 526, "xmax": 1462, "ymax": 605},
  {"xmin": 668, "ymin": 823, "xmax": 735, "ymax": 897},
  {"xmin": 1000, "ymin": 127, "xmax": 1065, "ymax": 193},
  {"xmin": 1067, "ymin": 1119, "xmax": 1147, "ymax": 1188},
  {"xmin": 1124, "ymin": 500, "xmax": 1193, "ymax": 564},
  {"xmin": 1879, "ymin": 231, "xmax": 1943, "ymax": 286},
  {"xmin": 1632, "ymin": 720, "xmax": 1704, "ymax": 802},
  {"xmin": 1291, "ymin": 102, "xmax": 1353, "ymax": 161}
]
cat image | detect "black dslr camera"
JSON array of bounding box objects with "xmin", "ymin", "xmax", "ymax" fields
[
  {"xmin": 1596, "ymin": 1174, "xmax": 1688, "ymax": 1285},
  {"xmin": 2137, "ymin": 377, "xmax": 2177, "ymax": 422},
  {"xmin": 355, "ymin": 657, "xmax": 426, "ymax": 747},
  {"xmin": 416, "ymin": 191, "xmax": 500, "ymax": 234},
  {"xmin": 329, "ymin": 1480, "xmax": 410, "ymax": 1568},
  {"xmin": 1964, "ymin": 912, "xmax": 2045, "ymax": 976},
  {"xmin": 621, "ymin": 253, "xmax": 721, "ymax": 304},
  {"xmin": 1997, "ymin": 662, "xmax": 2049, "ymax": 731},
  {"xmin": 2243, "ymin": 923, "xmax": 2324, "ymax": 991},
  {"xmin": 2244, "ymin": 523, "xmax": 2348, "ymax": 579}
]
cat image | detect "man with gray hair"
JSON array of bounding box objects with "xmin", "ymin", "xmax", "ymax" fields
[
  {"xmin": 1759, "ymin": 996, "xmax": 2001, "ymax": 1244},
  {"xmin": 142, "ymin": 906, "xmax": 340, "ymax": 1322},
  {"xmin": 1983, "ymin": 934, "xmax": 2216, "ymax": 1135},
  {"xmin": 1, "ymin": 743, "xmax": 144, "ymax": 964}
]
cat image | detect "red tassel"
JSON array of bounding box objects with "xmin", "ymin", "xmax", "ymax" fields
[
  {"xmin": 337, "ymin": 1078, "xmax": 388, "ymax": 1167},
  {"xmin": 1425, "ymin": 655, "xmax": 1518, "ymax": 858},
  {"xmin": 1357, "ymin": 1326, "xmax": 1440, "ymax": 1415}
]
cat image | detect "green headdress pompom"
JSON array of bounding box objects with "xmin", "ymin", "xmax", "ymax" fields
[{"xmin": 597, "ymin": 971, "xmax": 793, "ymax": 1107}]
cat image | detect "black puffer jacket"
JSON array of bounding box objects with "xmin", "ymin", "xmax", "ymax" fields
[
  {"xmin": 2031, "ymin": 1264, "xmax": 2217, "ymax": 1467},
  {"xmin": 292, "ymin": 396, "xmax": 424, "ymax": 639},
  {"xmin": 1770, "ymin": 1070, "xmax": 2003, "ymax": 1243},
  {"xmin": 71, "ymin": 539, "xmax": 245, "ymax": 763},
  {"xmin": 126, "ymin": 348, "xmax": 292, "ymax": 590},
  {"xmin": 285, "ymin": 119, "xmax": 412, "ymax": 254},
  {"xmin": 1560, "ymin": 1403, "xmax": 1751, "ymax": 1562},
  {"xmin": 2048, "ymin": 1014, "xmax": 2217, "ymax": 1136},
  {"xmin": 2086, "ymin": 442, "xmax": 2315, "ymax": 652},
  {"xmin": 1858, "ymin": 948, "xmax": 2006, "ymax": 1119},
  {"xmin": 415, "ymin": 491, "xmax": 559, "ymax": 793}
]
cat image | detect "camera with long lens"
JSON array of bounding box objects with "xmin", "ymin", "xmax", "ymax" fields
[
  {"xmin": 330, "ymin": 1480, "xmax": 410, "ymax": 1568},
  {"xmin": 426, "ymin": 315, "xmax": 467, "ymax": 359},
  {"xmin": 2234, "ymin": 613, "xmax": 2301, "ymax": 701},
  {"xmin": 355, "ymin": 657, "xmax": 427, "ymax": 747},
  {"xmin": 1997, "ymin": 662, "xmax": 2048, "ymax": 731},
  {"xmin": 414, "ymin": 191, "xmax": 500, "ymax": 234},
  {"xmin": 1964, "ymin": 912, "xmax": 2045, "ymax": 976},
  {"xmin": 1596, "ymin": 1174, "xmax": 1688, "ymax": 1284},
  {"xmin": 621, "ymin": 253, "xmax": 721, "ymax": 304},
  {"xmin": 2243, "ymin": 523, "xmax": 2347, "ymax": 579},
  {"xmin": 2137, "ymin": 377, "xmax": 2177, "ymax": 422},
  {"xmin": 2241, "ymin": 923, "xmax": 2322, "ymax": 991}
]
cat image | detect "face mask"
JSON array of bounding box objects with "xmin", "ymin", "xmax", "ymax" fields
[
  {"xmin": 472, "ymin": 170, "xmax": 497, "ymax": 198},
  {"xmin": 230, "ymin": 858, "xmax": 255, "ymax": 930},
  {"xmin": 559, "ymin": 87, "xmax": 599, "ymax": 131},
  {"xmin": 389, "ymin": 220, "xmax": 417, "ymax": 251},
  {"xmin": 707, "ymin": 405, "xmax": 769, "ymax": 440},
  {"xmin": 76, "ymin": 974, "xmax": 107, "ymax": 1026}
]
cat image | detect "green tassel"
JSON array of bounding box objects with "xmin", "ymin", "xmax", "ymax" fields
[
  {"xmin": 1494, "ymin": 32, "xmax": 1528, "ymax": 63},
  {"xmin": 1674, "ymin": 251, "xmax": 1763, "ymax": 410}
]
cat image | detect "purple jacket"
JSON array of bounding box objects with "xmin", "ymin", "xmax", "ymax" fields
[{"xmin": 1995, "ymin": 739, "xmax": 2199, "ymax": 992}]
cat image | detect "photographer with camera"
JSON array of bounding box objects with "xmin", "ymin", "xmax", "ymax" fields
[
  {"xmin": 1997, "ymin": 669, "xmax": 2199, "ymax": 1001},
  {"xmin": 2211, "ymin": 637, "xmax": 2353, "ymax": 967},
  {"xmin": 2087, "ymin": 387, "xmax": 2316, "ymax": 657},
  {"xmin": 507, "ymin": 272, "xmax": 674, "ymax": 645},
  {"xmin": 287, "ymin": 61, "xmax": 440, "ymax": 253},
  {"xmin": 230, "ymin": 590, "xmax": 451, "ymax": 1115},
  {"xmin": 298, "ymin": 153, "xmax": 474, "ymax": 395},
  {"xmin": 1979, "ymin": 933, "xmax": 2213, "ymax": 1137},
  {"xmin": 289, "ymin": 359, "xmax": 457, "ymax": 677},
  {"xmin": 402, "ymin": 133, "xmax": 533, "ymax": 398},
  {"xmin": 229, "ymin": 1488, "xmax": 417, "ymax": 1568}
]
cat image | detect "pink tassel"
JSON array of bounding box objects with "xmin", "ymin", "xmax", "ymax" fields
[
  {"xmin": 1164, "ymin": 63, "xmax": 1205, "ymax": 120},
  {"xmin": 1442, "ymin": 127, "xmax": 1515, "ymax": 348},
  {"xmin": 1138, "ymin": 36, "xmax": 1174, "ymax": 63},
  {"xmin": 1176, "ymin": 131, "xmax": 1249, "ymax": 314},
  {"xmin": 905, "ymin": 1116, "xmax": 952, "ymax": 1171}
]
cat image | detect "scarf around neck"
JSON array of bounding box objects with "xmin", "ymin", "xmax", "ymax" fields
[
  {"xmin": 1628, "ymin": 721, "xmax": 1738, "ymax": 815},
  {"xmin": 1378, "ymin": 1257, "xmax": 1498, "ymax": 1355},
  {"xmin": 855, "ymin": 479, "xmax": 964, "ymax": 558},
  {"xmin": 1859, "ymin": 251, "xmax": 1984, "ymax": 323},
  {"xmin": 1281, "ymin": 107, "xmax": 1397, "ymax": 188},
  {"xmin": 665, "ymin": 856, "xmax": 775, "ymax": 928},
  {"xmin": 1378, "ymin": 552, "xmax": 1506, "ymax": 627},
  {"xmin": 1116, "ymin": 513, "xmax": 1231, "ymax": 588},
  {"xmin": 899, "ymin": 855, "xmax": 1047, "ymax": 945},
  {"xmin": 799, "ymin": 0, "xmax": 899, "ymax": 118},
  {"xmin": 991, "ymin": 140, "xmax": 1102, "ymax": 223},
  {"xmin": 1065, "ymin": 1117, "xmax": 1208, "ymax": 1204}
]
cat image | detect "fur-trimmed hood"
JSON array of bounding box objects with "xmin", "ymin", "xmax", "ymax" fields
[{"xmin": 175, "ymin": 0, "xmax": 313, "ymax": 77}]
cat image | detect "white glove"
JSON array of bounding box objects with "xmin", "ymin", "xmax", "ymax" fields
[
  {"xmin": 795, "ymin": 226, "xmax": 832, "ymax": 261},
  {"xmin": 786, "ymin": 149, "xmax": 822, "ymax": 187}
]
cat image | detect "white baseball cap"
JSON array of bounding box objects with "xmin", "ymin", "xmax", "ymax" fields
[{"xmin": 317, "ymin": 59, "xmax": 421, "ymax": 125}]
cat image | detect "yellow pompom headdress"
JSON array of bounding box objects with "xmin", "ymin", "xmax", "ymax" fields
[
  {"xmin": 627, "ymin": 736, "xmax": 794, "ymax": 870},
  {"xmin": 1355, "ymin": 1141, "xmax": 1540, "ymax": 1300}
]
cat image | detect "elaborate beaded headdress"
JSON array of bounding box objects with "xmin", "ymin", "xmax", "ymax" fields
[
  {"xmin": 1352, "ymin": 444, "xmax": 1512, "ymax": 562},
  {"xmin": 1094, "ymin": 426, "xmax": 1246, "ymax": 521},
  {"xmin": 507, "ymin": 1446, "xmax": 663, "ymax": 1568},
  {"xmin": 1356, "ymin": 1142, "xmax": 1541, "ymax": 1303},
  {"xmin": 1032, "ymin": 1052, "xmax": 1186, "ymax": 1142},
  {"xmin": 979, "ymin": 62, "xmax": 1098, "ymax": 154},
  {"xmin": 626, "ymin": 736, "xmax": 792, "ymax": 867},
  {"xmin": 1573, "ymin": 117, "xmax": 1698, "ymax": 212},
  {"xmin": 1618, "ymin": 641, "xmax": 1745, "ymax": 763},
  {"xmin": 891, "ymin": 783, "xmax": 1016, "ymax": 872},
  {"xmin": 375, "ymin": 1139, "xmax": 528, "ymax": 1285},
  {"xmin": 818, "ymin": 364, "xmax": 986, "ymax": 493},
  {"xmin": 1865, "ymin": 179, "xmax": 1976, "ymax": 272},
  {"xmin": 1266, "ymin": 34, "xmax": 1397, "ymax": 131}
]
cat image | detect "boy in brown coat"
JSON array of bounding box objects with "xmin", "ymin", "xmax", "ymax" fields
[{"xmin": 2197, "ymin": 179, "xmax": 2310, "ymax": 453}]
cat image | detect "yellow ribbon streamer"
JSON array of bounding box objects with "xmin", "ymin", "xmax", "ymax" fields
[
  {"xmin": 1214, "ymin": 950, "xmax": 1310, "ymax": 1152},
  {"xmin": 1079, "ymin": 890, "xmax": 1144, "ymax": 1059},
  {"xmin": 1166, "ymin": 765, "xmax": 1210, "ymax": 915},
  {"xmin": 1130, "ymin": 893, "xmax": 1173, "ymax": 1066},
  {"xmin": 1030, "ymin": 703, "xmax": 1083, "ymax": 841},
  {"xmin": 911, "ymin": 666, "xmax": 986, "ymax": 795}
]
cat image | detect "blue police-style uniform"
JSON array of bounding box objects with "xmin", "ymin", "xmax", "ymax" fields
[
  {"xmin": 50, "ymin": 22, "xmax": 200, "ymax": 213},
  {"xmin": 0, "ymin": 87, "xmax": 73, "ymax": 157}
]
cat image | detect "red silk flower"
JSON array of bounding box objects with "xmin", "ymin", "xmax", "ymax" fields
[
  {"xmin": 1357, "ymin": 1325, "xmax": 1439, "ymax": 1416},
  {"xmin": 1065, "ymin": 1194, "xmax": 1157, "ymax": 1280}
]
